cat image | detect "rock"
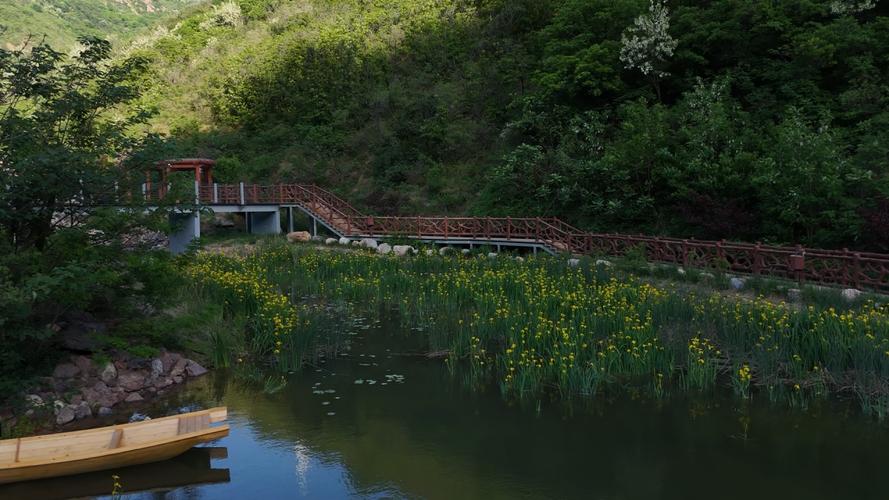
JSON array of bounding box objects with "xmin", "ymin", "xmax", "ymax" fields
[
  {"xmin": 152, "ymin": 377, "xmax": 173, "ymax": 389},
  {"xmin": 515, "ymin": 256, "xmax": 524, "ymax": 263},
  {"xmin": 287, "ymin": 231, "xmax": 311, "ymax": 243},
  {"xmin": 677, "ymin": 267, "xmax": 686, "ymax": 276},
  {"xmin": 393, "ymin": 245, "xmax": 415, "ymax": 257},
  {"xmin": 185, "ymin": 360, "xmax": 208, "ymax": 377},
  {"xmin": 73, "ymin": 401, "xmax": 91, "ymax": 420},
  {"xmin": 788, "ymin": 288, "xmax": 802, "ymax": 302},
  {"xmin": 487, "ymin": 252, "xmax": 498, "ymax": 259},
  {"xmin": 100, "ymin": 363, "xmax": 118, "ymax": 384},
  {"xmin": 311, "ymin": 235, "xmax": 324, "ymax": 242},
  {"xmin": 568, "ymin": 259, "xmax": 580, "ymax": 267},
  {"xmin": 172, "ymin": 375, "xmax": 183, "ymax": 384},
  {"xmin": 160, "ymin": 352, "xmax": 182, "ymax": 373},
  {"xmin": 56, "ymin": 406, "xmax": 75, "ymax": 425},
  {"xmin": 425, "ymin": 249, "xmax": 435, "ymax": 256},
  {"xmin": 150, "ymin": 358, "xmax": 164, "ymax": 378},
  {"xmin": 730, "ymin": 277, "xmax": 746, "ymax": 290},
  {"xmin": 595, "ymin": 259, "xmax": 612, "ymax": 267},
  {"xmin": 71, "ymin": 394, "xmax": 83, "ymax": 405},
  {"xmin": 439, "ymin": 247, "xmax": 454, "ymax": 256},
  {"xmin": 117, "ymin": 371, "xmax": 146, "ymax": 392},
  {"xmin": 170, "ymin": 357, "xmax": 189, "ymax": 378},
  {"xmin": 129, "ymin": 412, "xmax": 151, "ymax": 422},
  {"xmin": 377, "ymin": 243, "xmax": 392, "ymax": 255},
  {"xmin": 352, "ymin": 241, "xmax": 361, "ymax": 246},
  {"xmin": 25, "ymin": 394, "xmax": 45, "ymax": 408},
  {"xmin": 699, "ymin": 272, "xmax": 715, "ymax": 280},
  {"xmin": 124, "ymin": 392, "xmax": 144, "ymax": 403},
  {"xmin": 52, "ymin": 363, "xmax": 81, "ymax": 379},
  {"xmin": 360, "ymin": 238, "xmax": 378, "ymax": 249},
  {"xmin": 71, "ymin": 356, "xmax": 94, "ymax": 377},
  {"xmin": 98, "ymin": 406, "xmax": 113, "ymax": 417},
  {"xmin": 53, "ymin": 400, "xmax": 66, "ymax": 412},
  {"xmin": 324, "ymin": 238, "xmax": 338, "ymax": 245},
  {"xmin": 338, "ymin": 237, "xmax": 351, "ymax": 245},
  {"xmin": 461, "ymin": 249, "xmax": 471, "ymax": 255},
  {"xmin": 842, "ymin": 288, "xmax": 862, "ymax": 302}
]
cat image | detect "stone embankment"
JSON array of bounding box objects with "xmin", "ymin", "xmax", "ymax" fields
[{"xmin": 7, "ymin": 351, "xmax": 208, "ymax": 429}]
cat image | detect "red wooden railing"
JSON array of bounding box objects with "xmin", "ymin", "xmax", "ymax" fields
[{"xmin": 142, "ymin": 182, "xmax": 889, "ymax": 291}]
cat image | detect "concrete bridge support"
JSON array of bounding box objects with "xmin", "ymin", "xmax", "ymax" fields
[
  {"xmin": 169, "ymin": 211, "xmax": 200, "ymax": 254},
  {"xmin": 247, "ymin": 210, "xmax": 281, "ymax": 235}
]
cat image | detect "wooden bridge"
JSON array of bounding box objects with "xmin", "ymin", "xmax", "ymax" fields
[{"xmin": 144, "ymin": 159, "xmax": 889, "ymax": 291}]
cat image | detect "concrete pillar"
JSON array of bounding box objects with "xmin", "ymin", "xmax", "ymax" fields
[
  {"xmin": 312, "ymin": 217, "xmax": 318, "ymax": 236},
  {"xmin": 287, "ymin": 207, "xmax": 294, "ymax": 233},
  {"xmin": 169, "ymin": 211, "xmax": 200, "ymax": 254},
  {"xmin": 248, "ymin": 211, "xmax": 281, "ymax": 235}
]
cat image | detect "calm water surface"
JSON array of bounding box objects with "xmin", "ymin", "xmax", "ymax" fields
[{"xmin": 4, "ymin": 317, "xmax": 889, "ymax": 500}]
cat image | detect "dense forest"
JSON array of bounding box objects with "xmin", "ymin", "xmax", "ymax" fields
[{"xmin": 120, "ymin": 0, "xmax": 888, "ymax": 250}]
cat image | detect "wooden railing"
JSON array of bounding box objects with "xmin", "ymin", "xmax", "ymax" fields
[{"xmin": 137, "ymin": 182, "xmax": 889, "ymax": 291}]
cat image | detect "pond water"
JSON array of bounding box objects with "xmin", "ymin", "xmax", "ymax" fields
[{"xmin": 4, "ymin": 316, "xmax": 889, "ymax": 500}]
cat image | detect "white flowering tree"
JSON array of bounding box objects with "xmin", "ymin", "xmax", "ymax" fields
[
  {"xmin": 620, "ymin": 0, "xmax": 678, "ymax": 100},
  {"xmin": 830, "ymin": 0, "xmax": 878, "ymax": 14}
]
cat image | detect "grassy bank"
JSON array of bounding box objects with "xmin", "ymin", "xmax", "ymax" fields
[{"xmin": 185, "ymin": 242, "xmax": 889, "ymax": 417}]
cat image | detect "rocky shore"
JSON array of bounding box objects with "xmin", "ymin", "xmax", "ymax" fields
[{"xmin": 2, "ymin": 351, "xmax": 208, "ymax": 432}]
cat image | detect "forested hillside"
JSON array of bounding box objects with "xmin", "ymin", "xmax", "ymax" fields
[
  {"xmin": 0, "ymin": 0, "xmax": 201, "ymax": 50},
  {"xmin": 129, "ymin": 0, "xmax": 888, "ymax": 248}
]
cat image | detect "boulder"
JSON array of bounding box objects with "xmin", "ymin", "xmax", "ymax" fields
[
  {"xmin": 160, "ymin": 352, "xmax": 182, "ymax": 373},
  {"xmin": 25, "ymin": 394, "xmax": 45, "ymax": 408},
  {"xmin": 100, "ymin": 362, "xmax": 118, "ymax": 384},
  {"xmin": 425, "ymin": 249, "xmax": 435, "ymax": 256},
  {"xmin": 71, "ymin": 355, "xmax": 94, "ymax": 377},
  {"xmin": 487, "ymin": 252, "xmax": 498, "ymax": 259},
  {"xmin": 360, "ymin": 238, "xmax": 379, "ymax": 249},
  {"xmin": 117, "ymin": 371, "xmax": 146, "ymax": 392},
  {"xmin": 568, "ymin": 259, "xmax": 580, "ymax": 267},
  {"xmin": 677, "ymin": 267, "xmax": 686, "ymax": 276},
  {"xmin": 152, "ymin": 377, "xmax": 173, "ymax": 389},
  {"xmin": 185, "ymin": 360, "xmax": 209, "ymax": 377},
  {"xmin": 52, "ymin": 363, "xmax": 80, "ymax": 379},
  {"xmin": 172, "ymin": 375, "xmax": 183, "ymax": 384},
  {"xmin": 56, "ymin": 406, "xmax": 75, "ymax": 425},
  {"xmin": 170, "ymin": 357, "xmax": 189, "ymax": 378},
  {"xmin": 150, "ymin": 358, "xmax": 164, "ymax": 378},
  {"xmin": 595, "ymin": 259, "xmax": 612, "ymax": 267},
  {"xmin": 730, "ymin": 277, "xmax": 746, "ymax": 290},
  {"xmin": 287, "ymin": 231, "xmax": 312, "ymax": 243},
  {"xmin": 788, "ymin": 288, "xmax": 802, "ymax": 302},
  {"xmin": 98, "ymin": 406, "xmax": 113, "ymax": 417},
  {"xmin": 352, "ymin": 241, "xmax": 361, "ymax": 246},
  {"xmin": 324, "ymin": 238, "xmax": 338, "ymax": 245},
  {"xmin": 338, "ymin": 237, "xmax": 351, "ymax": 245},
  {"xmin": 515, "ymin": 256, "xmax": 524, "ymax": 263},
  {"xmin": 377, "ymin": 243, "xmax": 392, "ymax": 255},
  {"xmin": 393, "ymin": 245, "xmax": 415, "ymax": 257},
  {"xmin": 73, "ymin": 401, "xmax": 92, "ymax": 420},
  {"xmin": 124, "ymin": 393, "xmax": 144, "ymax": 403},
  {"xmin": 842, "ymin": 288, "xmax": 862, "ymax": 302},
  {"xmin": 461, "ymin": 249, "xmax": 471, "ymax": 256},
  {"xmin": 439, "ymin": 247, "xmax": 454, "ymax": 256},
  {"xmin": 311, "ymin": 235, "xmax": 324, "ymax": 242}
]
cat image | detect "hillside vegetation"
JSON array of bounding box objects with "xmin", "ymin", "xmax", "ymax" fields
[
  {"xmin": 132, "ymin": 1, "xmax": 887, "ymax": 248},
  {"xmin": 0, "ymin": 0, "xmax": 202, "ymax": 50}
]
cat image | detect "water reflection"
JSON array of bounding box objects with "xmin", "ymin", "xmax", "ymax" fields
[{"xmin": 0, "ymin": 447, "xmax": 229, "ymax": 500}]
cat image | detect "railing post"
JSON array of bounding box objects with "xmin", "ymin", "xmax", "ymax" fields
[
  {"xmin": 418, "ymin": 216, "xmax": 421, "ymax": 240},
  {"xmin": 682, "ymin": 239, "xmax": 689, "ymax": 268},
  {"xmin": 507, "ymin": 216, "xmax": 511, "ymax": 240},
  {"xmin": 213, "ymin": 183, "xmax": 219, "ymax": 204},
  {"xmin": 194, "ymin": 180, "xmax": 199, "ymax": 205},
  {"xmin": 753, "ymin": 242, "xmax": 761, "ymax": 276},
  {"xmin": 239, "ymin": 182, "xmax": 245, "ymax": 205},
  {"xmin": 444, "ymin": 216, "xmax": 449, "ymax": 239},
  {"xmin": 853, "ymin": 251, "xmax": 862, "ymax": 289}
]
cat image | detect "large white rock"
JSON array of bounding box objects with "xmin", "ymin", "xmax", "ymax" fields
[
  {"xmin": 461, "ymin": 249, "xmax": 471, "ymax": 256},
  {"xmin": 439, "ymin": 247, "xmax": 454, "ymax": 256},
  {"xmin": 377, "ymin": 243, "xmax": 392, "ymax": 255},
  {"xmin": 324, "ymin": 238, "xmax": 338, "ymax": 245},
  {"xmin": 287, "ymin": 231, "xmax": 311, "ymax": 243},
  {"xmin": 393, "ymin": 245, "xmax": 416, "ymax": 257},
  {"xmin": 425, "ymin": 249, "xmax": 435, "ymax": 256},
  {"xmin": 595, "ymin": 259, "xmax": 612, "ymax": 267},
  {"xmin": 730, "ymin": 277, "xmax": 746, "ymax": 290},
  {"xmin": 487, "ymin": 252, "xmax": 498, "ymax": 259},
  {"xmin": 339, "ymin": 237, "xmax": 351, "ymax": 245},
  {"xmin": 360, "ymin": 238, "xmax": 379, "ymax": 249},
  {"xmin": 842, "ymin": 288, "xmax": 862, "ymax": 302},
  {"xmin": 515, "ymin": 256, "xmax": 524, "ymax": 263},
  {"xmin": 568, "ymin": 258, "xmax": 580, "ymax": 267}
]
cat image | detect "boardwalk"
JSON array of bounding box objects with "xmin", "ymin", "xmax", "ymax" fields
[{"xmin": 148, "ymin": 180, "xmax": 889, "ymax": 291}]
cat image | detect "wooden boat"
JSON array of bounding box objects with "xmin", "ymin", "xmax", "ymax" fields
[{"xmin": 0, "ymin": 407, "xmax": 229, "ymax": 485}]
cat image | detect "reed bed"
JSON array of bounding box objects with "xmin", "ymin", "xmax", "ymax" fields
[{"xmin": 185, "ymin": 242, "xmax": 889, "ymax": 417}]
